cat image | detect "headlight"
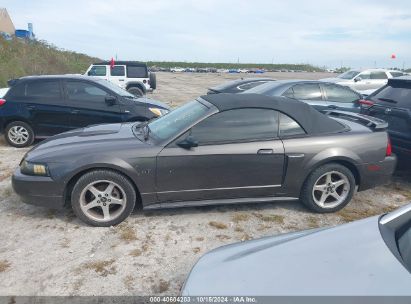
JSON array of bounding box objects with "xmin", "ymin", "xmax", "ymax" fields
[
  {"xmin": 20, "ymin": 160, "xmax": 49, "ymax": 176},
  {"xmin": 149, "ymin": 107, "xmax": 169, "ymax": 117}
]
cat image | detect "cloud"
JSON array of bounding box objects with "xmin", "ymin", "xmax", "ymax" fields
[{"xmin": 2, "ymin": 0, "xmax": 411, "ymax": 68}]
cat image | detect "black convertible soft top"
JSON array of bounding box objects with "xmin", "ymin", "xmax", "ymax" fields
[{"xmin": 201, "ymin": 93, "xmax": 346, "ymax": 135}]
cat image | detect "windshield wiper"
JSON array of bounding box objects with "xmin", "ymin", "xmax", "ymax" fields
[{"xmin": 378, "ymin": 98, "xmax": 398, "ymax": 103}]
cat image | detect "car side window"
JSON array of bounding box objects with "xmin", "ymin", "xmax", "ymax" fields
[
  {"xmin": 370, "ymin": 71, "xmax": 388, "ymax": 79},
  {"xmin": 65, "ymin": 81, "xmax": 109, "ymax": 103},
  {"xmin": 237, "ymin": 81, "xmax": 267, "ymax": 91},
  {"xmin": 127, "ymin": 66, "xmax": 148, "ymax": 78},
  {"xmin": 357, "ymin": 72, "xmax": 370, "ymax": 79},
  {"xmin": 110, "ymin": 66, "xmax": 125, "ymax": 77},
  {"xmin": 282, "ymin": 87, "xmax": 294, "ymax": 98},
  {"xmin": 6, "ymin": 83, "xmax": 27, "ymax": 99},
  {"xmin": 189, "ymin": 108, "xmax": 279, "ymax": 145},
  {"xmin": 26, "ymin": 80, "xmax": 61, "ymax": 99},
  {"xmin": 279, "ymin": 113, "xmax": 306, "ymax": 137},
  {"xmin": 390, "ymin": 72, "xmax": 404, "ymax": 78},
  {"xmin": 88, "ymin": 66, "xmax": 106, "ymax": 76},
  {"xmin": 323, "ymin": 84, "xmax": 360, "ymax": 103},
  {"xmin": 291, "ymin": 84, "xmax": 322, "ymax": 100}
]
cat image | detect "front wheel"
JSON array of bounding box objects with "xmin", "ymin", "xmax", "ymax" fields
[
  {"xmin": 300, "ymin": 163, "xmax": 356, "ymax": 213},
  {"xmin": 71, "ymin": 170, "xmax": 136, "ymax": 226}
]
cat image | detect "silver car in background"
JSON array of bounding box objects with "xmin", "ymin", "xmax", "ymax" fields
[
  {"xmin": 321, "ymin": 69, "xmax": 407, "ymax": 92},
  {"xmin": 182, "ymin": 203, "xmax": 411, "ymax": 296}
]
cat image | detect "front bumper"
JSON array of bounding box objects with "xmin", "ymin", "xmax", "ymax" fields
[
  {"xmin": 358, "ymin": 155, "xmax": 397, "ymax": 191},
  {"xmin": 12, "ymin": 168, "xmax": 66, "ymax": 209}
]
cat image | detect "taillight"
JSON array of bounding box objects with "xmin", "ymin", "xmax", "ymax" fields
[
  {"xmin": 0, "ymin": 99, "xmax": 6, "ymax": 106},
  {"xmin": 359, "ymin": 99, "xmax": 374, "ymax": 107},
  {"xmin": 386, "ymin": 137, "xmax": 392, "ymax": 156}
]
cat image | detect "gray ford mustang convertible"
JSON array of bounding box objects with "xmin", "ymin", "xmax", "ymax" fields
[
  {"xmin": 181, "ymin": 203, "xmax": 411, "ymax": 296},
  {"xmin": 12, "ymin": 93, "xmax": 396, "ymax": 226}
]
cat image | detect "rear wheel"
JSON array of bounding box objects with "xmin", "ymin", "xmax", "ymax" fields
[
  {"xmin": 127, "ymin": 86, "xmax": 144, "ymax": 97},
  {"xmin": 300, "ymin": 163, "xmax": 355, "ymax": 213},
  {"xmin": 5, "ymin": 121, "xmax": 35, "ymax": 148},
  {"xmin": 71, "ymin": 170, "xmax": 136, "ymax": 227}
]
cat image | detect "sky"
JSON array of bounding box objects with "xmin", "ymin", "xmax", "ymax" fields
[{"xmin": 2, "ymin": 0, "xmax": 411, "ymax": 69}]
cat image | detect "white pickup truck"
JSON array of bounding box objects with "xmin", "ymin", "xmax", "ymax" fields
[{"xmin": 85, "ymin": 61, "xmax": 156, "ymax": 97}]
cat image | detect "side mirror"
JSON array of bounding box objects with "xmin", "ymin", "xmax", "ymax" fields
[
  {"xmin": 87, "ymin": 71, "xmax": 92, "ymax": 76},
  {"xmin": 354, "ymin": 77, "xmax": 362, "ymax": 82},
  {"xmin": 177, "ymin": 136, "xmax": 199, "ymax": 150},
  {"xmin": 105, "ymin": 95, "xmax": 117, "ymax": 106}
]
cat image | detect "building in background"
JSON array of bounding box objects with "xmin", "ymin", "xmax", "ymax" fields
[
  {"xmin": 0, "ymin": 8, "xmax": 34, "ymax": 40},
  {"xmin": 0, "ymin": 8, "xmax": 15, "ymax": 39}
]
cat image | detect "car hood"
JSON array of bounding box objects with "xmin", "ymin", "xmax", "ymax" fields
[
  {"xmin": 133, "ymin": 96, "xmax": 171, "ymax": 110},
  {"xmin": 182, "ymin": 216, "xmax": 411, "ymax": 296},
  {"xmin": 25, "ymin": 122, "xmax": 149, "ymax": 162},
  {"xmin": 320, "ymin": 77, "xmax": 351, "ymax": 83}
]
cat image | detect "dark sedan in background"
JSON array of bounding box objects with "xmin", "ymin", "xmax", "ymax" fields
[
  {"xmin": 207, "ymin": 78, "xmax": 275, "ymax": 94},
  {"xmin": 182, "ymin": 203, "xmax": 411, "ymax": 296},
  {"xmin": 12, "ymin": 94, "xmax": 395, "ymax": 226},
  {"xmin": 0, "ymin": 75, "xmax": 170, "ymax": 147},
  {"xmin": 245, "ymin": 80, "xmax": 364, "ymax": 112}
]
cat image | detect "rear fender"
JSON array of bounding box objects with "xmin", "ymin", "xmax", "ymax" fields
[{"xmin": 126, "ymin": 82, "xmax": 146, "ymax": 93}]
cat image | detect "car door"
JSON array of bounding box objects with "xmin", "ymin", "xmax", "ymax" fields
[
  {"xmin": 156, "ymin": 108, "xmax": 285, "ymax": 202},
  {"xmin": 284, "ymin": 83, "xmax": 327, "ymax": 111},
  {"xmin": 368, "ymin": 71, "xmax": 389, "ymax": 90},
  {"xmin": 22, "ymin": 79, "xmax": 72, "ymax": 137},
  {"xmin": 321, "ymin": 83, "xmax": 362, "ymax": 112},
  {"xmin": 108, "ymin": 65, "xmax": 127, "ymax": 89},
  {"xmin": 351, "ymin": 71, "xmax": 371, "ymax": 90},
  {"xmin": 63, "ymin": 80, "xmax": 123, "ymax": 129},
  {"xmin": 86, "ymin": 65, "xmax": 107, "ymax": 80}
]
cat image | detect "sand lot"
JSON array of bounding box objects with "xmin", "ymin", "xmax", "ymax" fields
[{"xmin": 0, "ymin": 72, "xmax": 410, "ymax": 296}]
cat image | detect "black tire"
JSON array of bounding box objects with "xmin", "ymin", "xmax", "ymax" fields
[
  {"xmin": 71, "ymin": 169, "xmax": 136, "ymax": 227},
  {"xmin": 300, "ymin": 163, "xmax": 356, "ymax": 213},
  {"xmin": 127, "ymin": 86, "xmax": 144, "ymax": 97},
  {"xmin": 5, "ymin": 121, "xmax": 35, "ymax": 148},
  {"xmin": 149, "ymin": 72, "xmax": 157, "ymax": 90}
]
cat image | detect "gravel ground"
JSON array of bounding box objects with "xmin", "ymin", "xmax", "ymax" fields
[{"xmin": 0, "ymin": 72, "xmax": 410, "ymax": 296}]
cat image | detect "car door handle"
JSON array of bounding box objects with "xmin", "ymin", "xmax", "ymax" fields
[
  {"xmin": 328, "ymin": 105, "xmax": 337, "ymax": 109},
  {"xmin": 257, "ymin": 149, "xmax": 274, "ymax": 154},
  {"xmin": 119, "ymin": 79, "xmax": 125, "ymax": 81},
  {"xmin": 26, "ymin": 105, "xmax": 36, "ymax": 110},
  {"xmin": 71, "ymin": 109, "xmax": 80, "ymax": 114}
]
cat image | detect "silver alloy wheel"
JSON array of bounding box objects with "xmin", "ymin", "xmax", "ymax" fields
[
  {"xmin": 79, "ymin": 180, "xmax": 127, "ymax": 222},
  {"xmin": 312, "ymin": 171, "xmax": 350, "ymax": 209},
  {"xmin": 8, "ymin": 126, "xmax": 29, "ymax": 145}
]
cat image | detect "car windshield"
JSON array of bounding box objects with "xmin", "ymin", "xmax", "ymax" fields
[
  {"xmin": 337, "ymin": 70, "xmax": 360, "ymax": 79},
  {"xmin": 243, "ymin": 81, "xmax": 280, "ymax": 94},
  {"xmin": 148, "ymin": 100, "xmax": 210, "ymax": 140},
  {"xmin": 95, "ymin": 79, "xmax": 135, "ymax": 98}
]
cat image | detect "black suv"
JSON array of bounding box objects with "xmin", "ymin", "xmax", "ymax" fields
[
  {"xmin": 0, "ymin": 75, "xmax": 170, "ymax": 147},
  {"xmin": 362, "ymin": 76, "xmax": 411, "ymax": 157}
]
